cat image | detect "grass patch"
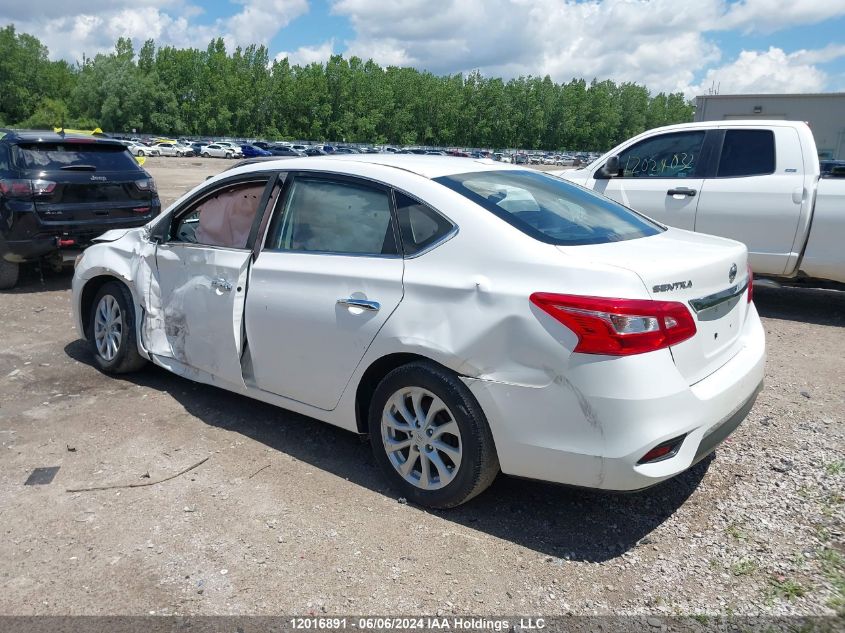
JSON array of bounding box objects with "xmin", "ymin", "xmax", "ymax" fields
[
  {"xmin": 824, "ymin": 460, "xmax": 845, "ymax": 476},
  {"xmin": 731, "ymin": 559, "xmax": 758, "ymax": 576},
  {"xmin": 819, "ymin": 548, "xmax": 845, "ymax": 614},
  {"xmin": 726, "ymin": 522, "xmax": 748, "ymax": 541},
  {"xmin": 768, "ymin": 577, "xmax": 807, "ymax": 600}
]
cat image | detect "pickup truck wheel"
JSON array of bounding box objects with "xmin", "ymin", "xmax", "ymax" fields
[
  {"xmin": 88, "ymin": 281, "xmax": 146, "ymax": 374},
  {"xmin": 0, "ymin": 260, "xmax": 20, "ymax": 290},
  {"xmin": 369, "ymin": 362, "xmax": 499, "ymax": 509}
]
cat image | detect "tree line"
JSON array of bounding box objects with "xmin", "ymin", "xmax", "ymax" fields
[{"xmin": 0, "ymin": 25, "xmax": 694, "ymax": 151}]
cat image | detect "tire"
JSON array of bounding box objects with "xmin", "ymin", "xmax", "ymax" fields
[
  {"xmin": 201, "ymin": 152, "xmax": 210, "ymax": 158},
  {"xmin": 88, "ymin": 281, "xmax": 147, "ymax": 374},
  {"xmin": 225, "ymin": 152, "xmax": 233, "ymax": 159},
  {"xmin": 369, "ymin": 361, "xmax": 499, "ymax": 508},
  {"xmin": 0, "ymin": 259, "xmax": 20, "ymax": 290}
]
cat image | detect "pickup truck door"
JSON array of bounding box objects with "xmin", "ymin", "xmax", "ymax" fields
[
  {"xmin": 694, "ymin": 127, "xmax": 807, "ymax": 275},
  {"xmin": 244, "ymin": 173, "xmax": 404, "ymax": 411},
  {"xmin": 145, "ymin": 176, "xmax": 273, "ymax": 387},
  {"xmin": 587, "ymin": 129, "xmax": 710, "ymax": 230}
]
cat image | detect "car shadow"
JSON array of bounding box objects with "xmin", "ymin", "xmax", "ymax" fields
[
  {"xmin": 65, "ymin": 339, "xmax": 709, "ymax": 563},
  {"xmin": 753, "ymin": 285, "xmax": 844, "ymax": 327},
  {"xmin": 2, "ymin": 265, "xmax": 74, "ymax": 294}
]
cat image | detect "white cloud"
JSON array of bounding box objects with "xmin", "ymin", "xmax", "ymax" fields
[
  {"xmin": 332, "ymin": 0, "xmax": 725, "ymax": 93},
  {"xmin": 2, "ymin": 0, "xmax": 309, "ymax": 62},
  {"xmin": 225, "ymin": 0, "xmax": 309, "ymax": 49},
  {"xmin": 720, "ymin": 0, "xmax": 845, "ymax": 33},
  {"xmin": 687, "ymin": 47, "xmax": 832, "ymax": 95},
  {"xmin": 275, "ymin": 39, "xmax": 335, "ymax": 65}
]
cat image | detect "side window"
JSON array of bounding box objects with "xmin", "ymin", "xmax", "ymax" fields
[
  {"xmin": 717, "ymin": 129, "xmax": 775, "ymax": 178},
  {"xmin": 172, "ymin": 180, "xmax": 267, "ymax": 248},
  {"xmin": 394, "ymin": 191, "xmax": 455, "ymax": 255},
  {"xmin": 616, "ymin": 131, "xmax": 706, "ymax": 178},
  {"xmin": 268, "ymin": 178, "xmax": 397, "ymax": 255}
]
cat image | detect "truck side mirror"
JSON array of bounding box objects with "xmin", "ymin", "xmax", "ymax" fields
[{"xmin": 596, "ymin": 155, "xmax": 620, "ymax": 179}]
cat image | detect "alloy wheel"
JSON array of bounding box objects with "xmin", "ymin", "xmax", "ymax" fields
[
  {"xmin": 93, "ymin": 294, "xmax": 123, "ymax": 362},
  {"xmin": 381, "ymin": 387, "xmax": 463, "ymax": 490}
]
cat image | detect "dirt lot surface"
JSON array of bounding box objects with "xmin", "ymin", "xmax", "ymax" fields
[{"xmin": 0, "ymin": 156, "xmax": 842, "ymax": 617}]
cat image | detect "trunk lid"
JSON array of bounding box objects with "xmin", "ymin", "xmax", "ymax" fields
[
  {"xmin": 557, "ymin": 228, "xmax": 750, "ymax": 384},
  {"xmin": 31, "ymin": 170, "xmax": 155, "ymax": 227}
]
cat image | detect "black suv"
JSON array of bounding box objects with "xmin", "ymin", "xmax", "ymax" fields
[{"xmin": 0, "ymin": 129, "xmax": 161, "ymax": 288}]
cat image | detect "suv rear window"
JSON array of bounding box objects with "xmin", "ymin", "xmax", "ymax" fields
[
  {"xmin": 435, "ymin": 170, "xmax": 663, "ymax": 245},
  {"xmin": 11, "ymin": 142, "xmax": 141, "ymax": 172}
]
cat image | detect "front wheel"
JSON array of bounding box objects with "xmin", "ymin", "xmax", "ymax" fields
[
  {"xmin": 225, "ymin": 152, "xmax": 233, "ymax": 159},
  {"xmin": 369, "ymin": 362, "xmax": 499, "ymax": 508},
  {"xmin": 88, "ymin": 281, "xmax": 147, "ymax": 374}
]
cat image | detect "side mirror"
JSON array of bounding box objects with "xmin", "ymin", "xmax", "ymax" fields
[
  {"xmin": 595, "ymin": 155, "xmax": 620, "ymax": 179},
  {"xmin": 147, "ymin": 219, "xmax": 170, "ymax": 243}
]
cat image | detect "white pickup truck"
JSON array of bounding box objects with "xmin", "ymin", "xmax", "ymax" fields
[{"xmin": 555, "ymin": 120, "xmax": 845, "ymax": 284}]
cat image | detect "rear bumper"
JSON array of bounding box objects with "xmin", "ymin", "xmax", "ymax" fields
[
  {"xmin": 1, "ymin": 201, "xmax": 159, "ymax": 263},
  {"xmin": 465, "ymin": 303, "xmax": 766, "ymax": 491}
]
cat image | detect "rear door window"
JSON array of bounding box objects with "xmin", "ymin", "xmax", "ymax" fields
[
  {"xmin": 12, "ymin": 142, "xmax": 140, "ymax": 171},
  {"xmin": 717, "ymin": 129, "xmax": 776, "ymax": 177}
]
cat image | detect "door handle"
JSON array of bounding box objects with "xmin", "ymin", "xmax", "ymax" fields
[
  {"xmin": 211, "ymin": 278, "xmax": 233, "ymax": 291},
  {"xmin": 337, "ymin": 298, "xmax": 380, "ymax": 312},
  {"xmin": 667, "ymin": 187, "xmax": 697, "ymax": 197}
]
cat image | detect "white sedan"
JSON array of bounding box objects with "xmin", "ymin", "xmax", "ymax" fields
[
  {"xmin": 125, "ymin": 141, "xmax": 160, "ymax": 157},
  {"xmin": 200, "ymin": 143, "xmax": 242, "ymax": 159},
  {"xmin": 71, "ymin": 155, "xmax": 765, "ymax": 508},
  {"xmin": 152, "ymin": 142, "xmax": 193, "ymax": 157}
]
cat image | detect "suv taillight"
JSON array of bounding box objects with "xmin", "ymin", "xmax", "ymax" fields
[
  {"xmin": 530, "ymin": 293, "xmax": 697, "ymax": 356},
  {"xmin": 0, "ymin": 178, "xmax": 56, "ymax": 197},
  {"xmin": 135, "ymin": 178, "xmax": 157, "ymax": 193}
]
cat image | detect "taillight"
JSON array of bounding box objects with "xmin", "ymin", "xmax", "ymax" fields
[
  {"xmin": 0, "ymin": 178, "xmax": 56, "ymax": 197},
  {"xmin": 747, "ymin": 264, "xmax": 753, "ymax": 303},
  {"xmin": 136, "ymin": 178, "xmax": 157, "ymax": 193},
  {"xmin": 530, "ymin": 293, "xmax": 697, "ymax": 356}
]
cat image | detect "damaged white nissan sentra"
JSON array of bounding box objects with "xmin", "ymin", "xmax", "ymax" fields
[{"xmin": 72, "ymin": 155, "xmax": 765, "ymax": 508}]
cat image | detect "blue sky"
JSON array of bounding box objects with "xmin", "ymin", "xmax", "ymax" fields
[{"xmin": 2, "ymin": 0, "xmax": 845, "ymax": 97}]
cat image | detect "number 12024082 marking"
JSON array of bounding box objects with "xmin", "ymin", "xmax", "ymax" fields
[{"xmin": 625, "ymin": 153, "xmax": 695, "ymax": 176}]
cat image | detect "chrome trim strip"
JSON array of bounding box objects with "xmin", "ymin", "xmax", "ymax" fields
[{"xmin": 689, "ymin": 278, "xmax": 749, "ymax": 313}]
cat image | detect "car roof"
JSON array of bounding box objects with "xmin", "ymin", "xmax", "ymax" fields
[
  {"xmin": 0, "ymin": 128, "xmax": 126, "ymax": 148},
  {"xmin": 232, "ymin": 154, "xmax": 522, "ymax": 180}
]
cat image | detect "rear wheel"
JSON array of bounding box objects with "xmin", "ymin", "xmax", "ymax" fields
[
  {"xmin": 0, "ymin": 259, "xmax": 20, "ymax": 290},
  {"xmin": 88, "ymin": 281, "xmax": 146, "ymax": 374},
  {"xmin": 369, "ymin": 362, "xmax": 499, "ymax": 508}
]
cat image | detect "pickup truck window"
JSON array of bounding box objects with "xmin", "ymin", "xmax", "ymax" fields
[
  {"xmin": 717, "ymin": 129, "xmax": 775, "ymax": 178},
  {"xmin": 616, "ymin": 131, "xmax": 705, "ymax": 179}
]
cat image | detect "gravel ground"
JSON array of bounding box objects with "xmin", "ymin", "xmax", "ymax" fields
[{"xmin": 0, "ymin": 156, "xmax": 842, "ymax": 617}]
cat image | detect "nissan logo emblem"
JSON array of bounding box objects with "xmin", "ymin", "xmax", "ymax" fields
[{"xmin": 729, "ymin": 263, "xmax": 738, "ymax": 283}]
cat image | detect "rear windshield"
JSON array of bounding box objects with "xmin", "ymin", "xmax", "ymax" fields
[
  {"xmin": 11, "ymin": 142, "xmax": 141, "ymax": 172},
  {"xmin": 435, "ymin": 170, "xmax": 663, "ymax": 245}
]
